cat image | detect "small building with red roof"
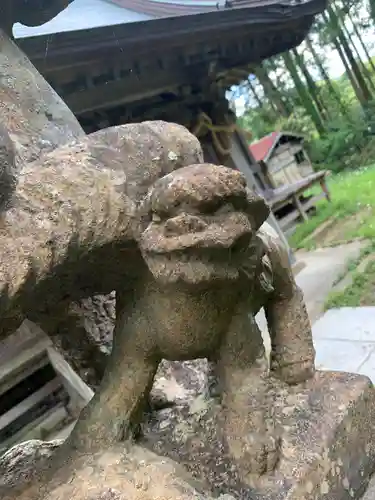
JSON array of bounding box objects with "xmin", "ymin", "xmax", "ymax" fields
[
  {"xmin": 249, "ymin": 131, "xmax": 314, "ymax": 189},
  {"xmin": 249, "ymin": 131, "xmax": 330, "ymax": 234}
]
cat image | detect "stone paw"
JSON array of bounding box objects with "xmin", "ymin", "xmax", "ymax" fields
[
  {"xmin": 237, "ymin": 433, "xmax": 281, "ymax": 478},
  {"xmin": 272, "ymin": 359, "xmax": 315, "ymax": 386}
]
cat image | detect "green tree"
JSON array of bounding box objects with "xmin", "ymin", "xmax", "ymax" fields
[
  {"xmin": 305, "ymin": 35, "xmax": 348, "ymax": 117},
  {"xmin": 282, "ymin": 51, "xmax": 326, "ymax": 135},
  {"xmin": 253, "ymin": 63, "xmax": 290, "ymax": 117},
  {"xmin": 327, "ymin": 4, "xmax": 373, "ymax": 105},
  {"xmin": 291, "ymin": 47, "xmax": 329, "ymax": 119}
]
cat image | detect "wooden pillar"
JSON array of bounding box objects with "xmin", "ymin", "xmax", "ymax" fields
[
  {"xmin": 231, "ymin": 130, "xmax": 296, "ymax": 265},
  {"xmin": 292, "ymin": 194, "xmax": 309, "ymax": 222},
  {"xmin": 320, "ymin": 176, "xmax": 331, "ymax": 202},
  {"xmin": 188, "ymin": 84, "xmax": 295, "ymax": 265}
]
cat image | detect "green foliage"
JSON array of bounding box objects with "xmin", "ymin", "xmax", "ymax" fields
[
  {"xmin": 324, "ymin": 257, "xmax": 375, "ymax": 309},
  {"xmin": 308, "ymin": 118, "xmax": 365, "ymax": 173},
  {"xmin": 273, "ymin": 108, "xmax": 317, "ymax": 138},
  {"xmin": 238, "ymin": 106, "xmax": 317, "ymax": 141},
  {"xmin": 239, "ymin": 90, "xmax": 375, "ymax": 174},
  {"xmin": 308, "ymin": 103, "xmax": 375, "ymax": 173},
  {"xmin": 233, "ymin": 0, "xmax": 375, "ymax": 176},
  {"xmin": 237, "ymin": 107, "xmax": 276, "ymax": 140},
  {"xmin": 289, "ymin": 164, "xmax": 375, "ymax": 249}
]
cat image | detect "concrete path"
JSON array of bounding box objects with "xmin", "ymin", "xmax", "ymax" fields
[
  {"xmin": 313, "ymin": 306, "xmax": 375, "ymax": 379},
  {"xmin": 256, "ymin": 241, "xmax": 375, "ymax": 499},
  {"xmin": 314, "ymin": 307, "xmax": 375, "ymax": 500},
  {"xmin": 294, "ymin": 240, "xmax": 365, "ymax": 323},
  {"xmin": 257, "ymin": 240, "xmax": 365, "ymax": 352}
]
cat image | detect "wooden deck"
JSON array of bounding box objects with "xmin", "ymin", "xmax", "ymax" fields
[
  {"xmin": 0, "ymin": 321, "xmax": 77, "ymax": 454},
  {"xmin": 264, "ymin": 171, "xmax": 330, "ymax": 232}
]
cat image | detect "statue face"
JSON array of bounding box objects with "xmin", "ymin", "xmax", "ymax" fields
[{"xmin": 139, "ymin": 164, "xmax": 269, "ymax": 286}]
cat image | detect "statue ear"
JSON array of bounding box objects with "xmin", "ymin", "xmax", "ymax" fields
[{"xmin": 245, "ymin": 190, "xmax": 270, "ymax": 231}]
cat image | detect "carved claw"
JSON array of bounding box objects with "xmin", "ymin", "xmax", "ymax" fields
[
  {"xmin": 245, "ymin": 434, "xmax": 280, "ymax": 476},
  {"xmin": 228, "ymin": 432, "xmax": 280, "ymax": 482}
]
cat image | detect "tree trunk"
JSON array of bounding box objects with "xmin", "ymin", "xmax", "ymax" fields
[
  {"xmin": 347, "ymin": 30, "xmax": 375, "ymax": 92},
  {"xmin": 248, "ymin": 78, "xmax": 264, "ymax": 108},
  {"xmin": 347, "ymin": 9, "xmax": 375, "ymax": 74},
  {"xmin": 266, "ymin": 58, "xmax": 295, "ymax": 113},
  {"xmin": 254, "ymin": 64, "xmax": 289, "ymax": 117},
  {"xmin": 321, "ymin": 10, "xmax": 367, "ymax": 107},
  {"xmin": 335, "ymin": 2, "xmax": 375, "ymax": 92},
  {"xmin": 327, "ymin": 4, "xmax": 373, "ymax": 103},
  {"xmin": 305, "ymin": 35, "xmax": 348, "ymax": 117},
  {"xmin": 282, "ymin": 51, "xmax": 326, "ymax": 136},
  {"xmin": 291, "ymin": 47, "xmax": 329, "ymax": 119},
  {"xmin": 368, "ymin": 0, "xmax": 375, "ymax": 25}
]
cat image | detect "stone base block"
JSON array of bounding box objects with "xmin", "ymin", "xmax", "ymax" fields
[
  {"xmin": 0, "ymin": 441, "xmax": 226, "ymax": 500},
  {"xmin": 143, "ymin": 371, "xmax": 375, "ymax": 500},
  {"xmin": 1, "ymin": 371, "xmax": 375, "ymax": 500}
]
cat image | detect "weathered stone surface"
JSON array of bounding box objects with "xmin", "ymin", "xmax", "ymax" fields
[
  {"xmin": 0, "ymin": 30, "xmax": 84, "ymax": 167},
  {"xmin": 142, "ymin": 371, "xmax": 375, "ymax": 500},
  {"xmin": 0, "ymin": 440, "xmax": 234, "ymax": 500},
  {"xmin": 2, "ymin": 371, "xmax": 374, "ymax": 500},
  {"xmin": 1, "ymin": 24, "xmax": 361, "ymax": 500},
  {"xmin": 0, "ymin": 29, "xmax": 117, "ymax": 391},
  {"xmin": 0, "ymin": 123, "xmax": 17, "ymax": 213},
  {"xmin": 0, "ymin": 149, "xmax": 317, "ymax": 483},
  {"xmin": 1, "ymin": 32, "xmax": 208, "ymax": 400},
  {"xmin": 49, "ymin": 294, "xmax": 115, "ymax": 390},
  {"xmin": 49, "ymin": 295, "xmax": 211, "ymax": 401},
  {"xmin": 0, "ymin": 106, "xmax": 316, "ymax": 492},
  {"xmin": 362, "ymin": 473, "xmax": 375, "ymax": 499},
  {"xmin": 0, "ymin": 31, "xmax": 336, "ymax": 498},
  {"xmin": 0, "ymin": 70, "xmax": 203, "ymax": 387},
  {"xmin": 153, "ymin": 359, "xmax": 212, "ymax": 405},
  {"xmin": 0, "ymin": 440, "xmax": 63, "ymax": 489},
  {"xmin": 0, "ymin": 120, "xmax": 202, "ymax": 339}
]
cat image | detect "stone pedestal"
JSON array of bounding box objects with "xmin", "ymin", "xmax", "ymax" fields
[
  {"xmin": 1, "ymin": 371, "xmax": 375, "ymax": 500},
  {"xmin": 142, "ymin": 371, "xmax": 375, "ymax": 500}
]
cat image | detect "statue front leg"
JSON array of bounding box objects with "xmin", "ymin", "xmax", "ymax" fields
[
  {"xmin": 65, "ymin": 286, "xmax": 160, "ymax": 455},
  {"xmin": 217, "ymin": 306, "xmax": 280, "ymax": 482},
  {"xmin": 258, "ymin": 222, "xmax": 315, "ymax": 385},
  {"xmin": 265, "ymin": 284, "xmax": 315, "ymax": 385}
]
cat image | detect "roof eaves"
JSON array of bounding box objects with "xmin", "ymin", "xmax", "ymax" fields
[
  {"xmin": 263, "ymin": 131, "xmax": 281, "ymax": 163},
  {"xmin": 106, "ymin": 0, "xmax": 216, "ymax": 17},
  {"xmin": 263, "ymin": 131, "xmax": 306, "ymax": 162},
  {"xmin": 280, "ymin": 130, "xmax": 305, "ymax": 141}
]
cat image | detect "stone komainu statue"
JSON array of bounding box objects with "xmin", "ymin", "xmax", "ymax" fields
[{"xmin": 0, "ymin": 121, "xmax": 315, "ymax": 488}]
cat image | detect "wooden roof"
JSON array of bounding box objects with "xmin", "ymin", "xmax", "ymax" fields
[
  {"xmin": 107, "ymin": 0, "xmax": 223, "ymax": 17},
  {"xmin": 250, "ymin": 131, "xmax": 304, "ymax": 162},
  {"xmin": 13, "ymin": 0, "xmax": 327, "ymax": 118},
  {"xmin": 105, "ymin": 0, "xmax": 302, "ymax": 18}
]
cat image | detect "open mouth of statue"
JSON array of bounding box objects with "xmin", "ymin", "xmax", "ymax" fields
[
  {"xmin": 139, "ymin": 210, "xmax": 253, "ymax": 260},
  {"xmin": 138, "ymin": 163, "xmax": 269, "ymax": 284}
]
